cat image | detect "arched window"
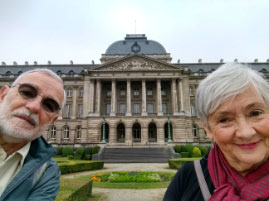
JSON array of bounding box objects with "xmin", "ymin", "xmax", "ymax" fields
[
  {"xmin": 148, "ymin": 123, "xmax": 157, "ymax": 142},
  {"xmin": 164, "ymin": 122, "xmax": 173, "ymax": 142},
  {"xmin": 50, "ymin": 125, "xmax": 56, "ymax": 139},
  {"xmin": 132, "ymin": 123, "xmax": 141, "ymax": 142},
  {"xmin": 100, "ymin": 123, "xmax": 109, "ymax": 142},
  {"xmin": 192, "ymin": 124, "xmax": 198, "ymax": 137},
  {"xmin": 76, "ymin": 126, "xmax": 82, "ymax": 139},
  {"xmin": 117, "ymin": 123, "xmax": 125, "ymax": 142},
  {"xmin": 63, "ymin": 125, "xmax": 69, "ymax": 139}
]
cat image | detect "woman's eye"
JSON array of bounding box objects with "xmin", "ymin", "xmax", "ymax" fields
[{"xmin": 250, "ymin": 110, "xmax": 262, "ymax": 117}]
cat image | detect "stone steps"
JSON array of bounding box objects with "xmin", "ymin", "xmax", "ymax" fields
[{"xmin": 101, "ymin": 147, "xmax": 172, "ymax": 163}]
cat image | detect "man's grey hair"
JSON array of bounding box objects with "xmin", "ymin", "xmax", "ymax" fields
[
  {"xmin": 11, "ymin": 68, "xmax": 66, "ymax": 109},
  {"xmin": 196, "ymin": 63, "xmax": 269, "ymax": 126}
]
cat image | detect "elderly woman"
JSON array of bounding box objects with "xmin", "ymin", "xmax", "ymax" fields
[{"xmin": 163, "ymin": 63, "xmax": 269, "ymax": 201}]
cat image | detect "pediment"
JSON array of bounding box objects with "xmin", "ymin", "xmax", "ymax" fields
[{"xmin": 94, "ymin": 55, "xmax": 180, "ymax": 71}]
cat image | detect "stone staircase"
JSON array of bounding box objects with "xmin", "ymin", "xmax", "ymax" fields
[{"xmin": 101, "ymin": 147, "xmax": 173, "ymax": 163}]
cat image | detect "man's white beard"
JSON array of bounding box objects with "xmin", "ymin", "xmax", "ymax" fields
[{"xmin": 0, "ymin": 98, "xmax": 49, "ymax": 142}]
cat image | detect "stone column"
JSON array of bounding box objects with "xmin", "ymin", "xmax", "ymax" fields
[
  {"xmin": 126, "ymin": 79, "xmax": 131, "ymax": 116},
  {"xmin": 171, "ymin": 79, "xmax": 180, "ymax": 115},
  {"xmin": 88, "ymin": 80, "xmax": 95, "ymax": 115},
  {"xmin": 157, "ymin": 79, "xmax": 163, "ymax": 116},
  {"xmin": 71, "ymin": 87, "xmax": 77, "ymax": 119},
  {"xmin": 95, "ymin": 79, "xmax": 101, "ymax": 116},
  {"xmin": 82, "ymin": 78, "xmax": 90, "ymax": 117},
  {"xmin": 141, "ymin": 126, "xmax": 148, "ymax": 144},
  {"xmin": 109, "ymin": 126, "xmax": 117, "ymax": 144},
  {"xmin": 178, "ymin": 79, "xmax": 185, "ymax": 114},
  {"xmin": 182, "ymin": 77, "xmax": 191, "ymax": 116},
  {"xmin": 125, "ymin": 126, "xmax": 132, "ymax": 146},
  {"xmin": 141, "ymin": 79, "xmax": 147, "ymax": 116},
  {"xmin": 110, "ymin": 79, "xmax": 116, "ymax": 116},
  {"xmin": 157, "ymin": 126, "xmax": 165, "ymax": 144}
]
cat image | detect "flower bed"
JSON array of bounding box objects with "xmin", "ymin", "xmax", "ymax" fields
[{"xmin": 91, "ymin": 171, "xmax": 174, "ymax": 183}]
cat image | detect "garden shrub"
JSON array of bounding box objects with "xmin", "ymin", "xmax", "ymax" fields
[
  {"xmin": 68, "ymin": 155, "xmax": 74, "ymax": 160},
  {"xmin": 62, "ymin": 147, "xmax": 74, "ymax": 157},
  {"xmin": 168, "ymin": 158, "xmax": 202, "ymax": 169},
  {"xmin": 75, "ymin": 147, "xmax": 85, "ymax": 160},
  {"xmin": 56, "ymin": 147, "xmax": 63, "ymax": 156},
  {"xmin": 66, "ymin": 180, "xmax": 92, "ymax": 201},
  {"xmin": 180, "ymin": 145, "xmax": 187, "ymax": 152},
  {"xmin": 59, "ymin": 161, "xmax": 104, "ymax": 174},
  {"xmin": 192, "ymin": 147, "xmax": 202, "ymax": 157},
  {"xmin": 180, "ymin": 152, "xmax": 189, "ymax": 158},
  {"xmin": 185, "ymin": 144, "xmax": 194, "ymax": 155},
  {"xmin": 92, "ymin": 146, "xmax": 100, "ymax": 154},
  {"xmin": 173, "ymin": 145, "xmax": 182, "ymax": 153},
  {"xmin": 200, "ymin": 146, "xmax": 209, "ymax": 156},
  {"xmin": 84, "ymin": 147, "xmax": 93, "ymax": 155},
  {"xmin": 85, "ymin": 154, "xmax": 92, "ymax": 160}
]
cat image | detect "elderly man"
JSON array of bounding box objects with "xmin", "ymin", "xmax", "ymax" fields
[{"xmin": 0, "ymin": 69, "xmax": 65, "ymax": 201}]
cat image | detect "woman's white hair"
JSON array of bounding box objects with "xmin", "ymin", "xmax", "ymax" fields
[
  {"xmin": 196, "ymin": 63, "xmax": 269, "ymax": 126},
  {"xmin": 11, "ymin": 68, "xmax": 66, "ymax": 109}
]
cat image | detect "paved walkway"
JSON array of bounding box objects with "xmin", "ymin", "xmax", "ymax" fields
[{"xmin": 62, "ymin": 163, "xmax": 177, "ymax": 201}]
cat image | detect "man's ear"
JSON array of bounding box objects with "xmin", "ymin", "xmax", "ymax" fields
[
  {"xmin": 51, "ymin": 116, "xmax": 58, "ymax": 124},
  {"xmin": 0, "ymin": 86, "xmax": 10, "ymax": 102},
  {"xmin": 200, "ymin": 120, "xmax": 214, "ymax": 140}
]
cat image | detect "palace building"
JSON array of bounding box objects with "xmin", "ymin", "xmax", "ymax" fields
[{"xmin": 1, "ymin": 34, "xmax": 269, "ymax": 146}]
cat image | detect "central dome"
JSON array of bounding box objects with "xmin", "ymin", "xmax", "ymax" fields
[{"xmin": 105, "ymin": 34, "xmax": 167, "ymax": 55}]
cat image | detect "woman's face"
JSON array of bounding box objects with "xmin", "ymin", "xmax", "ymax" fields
[{"xmin": 203, "ymin": 87, "xmax": 269, "ymax": 175}]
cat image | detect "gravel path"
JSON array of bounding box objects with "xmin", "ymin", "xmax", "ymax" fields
[{"xmin": 62, "ymin": 163, "xmax": 177, "ymax": 201}]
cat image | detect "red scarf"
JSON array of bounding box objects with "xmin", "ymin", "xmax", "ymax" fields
[{"xmin": 208, "ymin": 143, "xmax": 269, "ymax": 201}]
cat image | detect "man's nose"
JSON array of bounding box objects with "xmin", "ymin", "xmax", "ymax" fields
[
  {"xmin": 25, "ymin": 96, "xmax": 42, "ymax": 113},
  {"xmin": 235, "ymin": 118, "xmax": 256, "ymax": 139}
]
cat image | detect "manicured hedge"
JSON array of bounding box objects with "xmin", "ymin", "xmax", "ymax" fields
[
  {"xmin": 59, "ymin": 161, "xmax": 104, "ymax": 174},
  {"xmin": 168, "ymin": 158, "xmax": 202, "ymax": 169},
  {"xmin": 65, "ymin": 180, "xmax": 92, "ymax": 201}
]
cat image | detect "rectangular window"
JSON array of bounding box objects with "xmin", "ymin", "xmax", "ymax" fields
[
  {"xmin": 162, "ymin": 103, "xmax": 167, "ymax": 114},
  {"xmin": 120, "ymin": 88, "xmax": 126, "ymax": 96},
  {"xmin": 133, "ymin": 87, "xmax": 140, "ymax": 96},
  {"xmin": 161, "ymin": 87, "xmax": 166, "ymax": 96},
  {"xmin": 66, "ymin": 88, "xmax": 72, "ymax": 97},
  {"xmin": 133, "ymin": 104, "xmax": 140, "ymax": 114},
  {"xmin": 65, "ymin": 104, "xmax": 71, "ymax": 117},
  {"xmin": 120, "ymin": 104, "xmax": 126, "ymax": 114},
  {"xmin": 147, "ymin": 87, "xmax": 153, "ymax": 96},
  {"xmin": 107, "ymin": 90, "xmax": 111, "ymax": 97},
  {"xmin": 147, "ymin": 103, "xmax": 154, "ymax": 114},
  {"xmin": 79, "ymin": 87, "xmax": 84, "ymax": 97},
  {"xmin": 106, "ymin": 104, "xmax": 111, "ymax": 115},
  {"xmin": 77, "ymin": 104, "xmax": 83, "ymax": 117}
]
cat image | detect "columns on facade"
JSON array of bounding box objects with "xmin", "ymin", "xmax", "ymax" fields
[
  {"xmin": 171, "ymin": 79, "xmax": 180, "ymax": 116},
  {"xmin": 71, "ymin": 86, "xmax": 77, "ymax": 119},
  {"xmin": 182, "ymin": 77, "xmax": 191, "ymax": 116},
  {"xmin": 95, "ymin": 79, "xmax": 101, "ymax": 115},
  {"xmin": 141, "ymin": 79, "xmax": 147, "ymax": 116},
  {"xmin": 110, "ymin": 79, "xmax": 116, "ymax": 116},
  {"xmin": 82, "ymin": 78, "xmax": 90, "ymax": 117},
  {"xmin": 126, "ymin": 79, "xmax": 131, "ymax": 116},
  {"xmin": 178, "ymin": 79, "xmax": 185, "ymax": 114},
  {"xmin": 88, "ymin": 80, "xmax": 95, "ymax": 115},
  {"xmin": 157, "ymin": 79, "xmax": 163, "ymax": 116}
]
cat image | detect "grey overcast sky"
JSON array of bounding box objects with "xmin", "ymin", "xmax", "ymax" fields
[{"xmin": 0, "ymin": 0, "xmax": 269, "ymax": 65}]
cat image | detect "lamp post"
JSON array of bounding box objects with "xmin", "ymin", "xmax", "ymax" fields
[
  {"xmin": 101, "ymin": 116, "xmax": 106, "ymax": 143},
  {"xmin": 167, "ymin": 113, "xmax": 172, "ymax": 143}
]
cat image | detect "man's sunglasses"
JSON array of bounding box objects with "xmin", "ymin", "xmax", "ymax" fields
[{"xmin": 14, "ymin": 83, "xmax": 61, "ymax": 113}]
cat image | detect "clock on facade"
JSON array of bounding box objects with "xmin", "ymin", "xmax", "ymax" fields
[{"xmin": 131, "ymin": 42, "xmax": 141, "ymax": 53}]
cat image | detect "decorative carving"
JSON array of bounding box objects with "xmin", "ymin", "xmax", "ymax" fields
[{"xmin": 105, "ymin": 58, "xmax": 166, "ymax": 71}]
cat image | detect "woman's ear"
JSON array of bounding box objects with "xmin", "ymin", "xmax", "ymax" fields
[{"xmin": 200, "ymin": 120, "xmax": 214, "ymax": 140}]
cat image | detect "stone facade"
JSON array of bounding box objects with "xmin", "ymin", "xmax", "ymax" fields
[{"xmin": 1, "ymin": 34, "xmax": 269, "ymax": 146}]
